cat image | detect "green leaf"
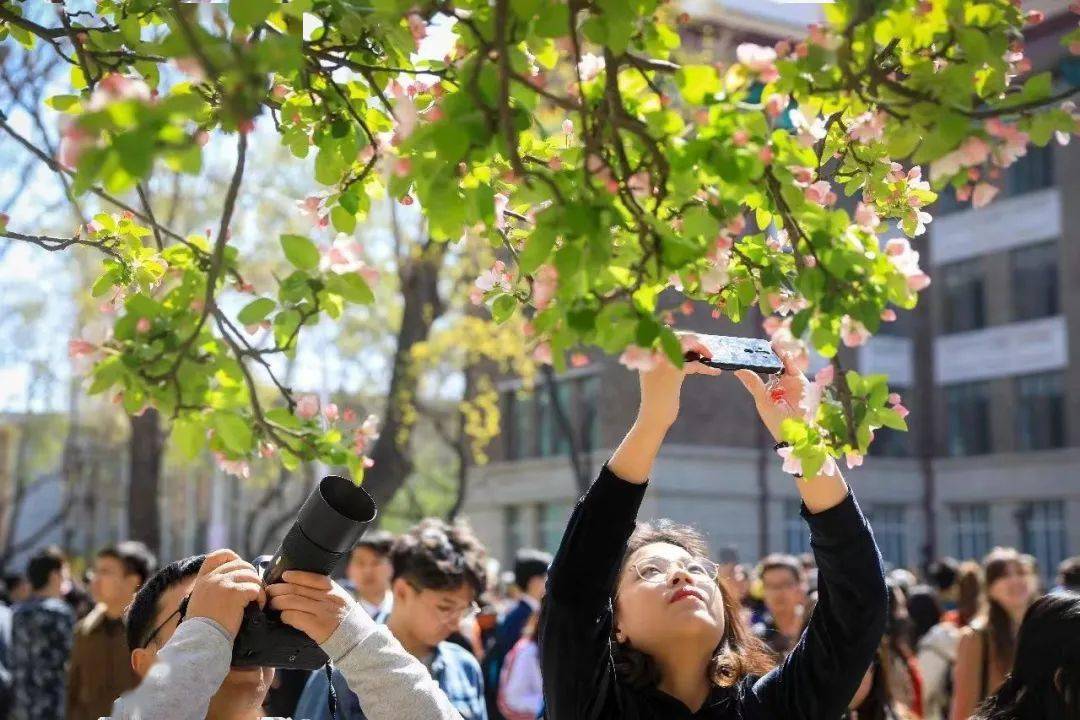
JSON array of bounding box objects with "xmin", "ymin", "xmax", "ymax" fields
[
  {"xmin": 280, "ymin": 234, "xmax": 320, "ymax": 270},
  {"xmin": 172, "ymin": 418, "xmax": 204, "ymax": 460},
  {"xmin": 676, "ymin": 65, "xmax": 719, "ymax": 105},
  {"xmin": 331, "ymin": 205, "xmax": 357, "ymax": 234},
  {"xmin": 659, "ymin": 327, "xmax": 683, "ymax": 367},
  {"xmin": 237, "ymin": 297, "xmax": 276, "ymax": 325},
  {"xmin": 212, "ymin": 411, "xmax": 254, "ymax": 454},
  {"xmin": 877, "ymin": 407, "xmax": 909, "ymax": 432},
  {"xmin": 45, "ymin": 95, "xmax": 80, "ymax": 112},
  {"xmin": 491, "ymin": 294, "xmax": 516, "ymax": 324},
  {"xmin": 519, "ymin": 228, "xmax": 556, "ymax": 274},
  {"xmin": 326, "ymin": 273, "xmax": 374, "ymax": 304},
  {"xmin": 230, "ymin": 0, "xmax": 274, "ymax": 27}
]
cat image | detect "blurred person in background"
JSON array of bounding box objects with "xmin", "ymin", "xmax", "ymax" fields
[
  {"xmin": 11, "ymin": 546, "xmax": 74, "ymax": 720},
  {"xmin": 752, "ymin": 553, "xmax": 810, "ymax": 659},
  {"xmin": 951, "ymin": 549, "xmax": 1036, "ymax": 720},
  {"xmin": 843, "ymin": 641, "xmax": 920, "ymax": 720},
  {"xmin": 1058, "ymin": 555, "xmax": 1080, "ymax": 593},
  {"xmin": 345, "ymin": 531, "xmax": 395, "ymax": 621},
  {"xmin": 909, "ymin": 585, "xmax": 957, "ymax": 720},
  {"xmin": 67, "ymin": 542, "xmax": 156, "ymax": 720},
  {"xmin": 495, "ymin": 613, "xmax": 542, "ymax": 720},
  {"xmin": 883, "ymin": 581, "xmax": 923, "ymax": 716},
  {"xmin": 928, "ymin": 558, "xmax": 961, "ymax": 613}
]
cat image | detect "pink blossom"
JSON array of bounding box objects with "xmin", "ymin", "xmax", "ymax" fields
[
  {"xmin": 888, "ymin": 393, "xmax": 903, "ymax": 406},
  {"xmin": 774, "ymin": 40, "xmax": 792, "ymax": 57},
  {"xmin": 886, "ymin": 162, "xmax": 906, "ymax": 183},
  {"xmin": 324, "ymin": 403, "xmax": 340, "ymax": 423},
  {"xmin": 136, "ymin": 318, "xmax": 151, "ymax": 334},
  {"xmin": 893, "ymin": 403, "xmax": 910, "ymax": 419},
  {"xmin": 957, "ymin": 136, "xmax": 991, "ymax": 166},
  {"xmin": 881, "ymin": 308, "xmax": 897, "ymax": 322},
  {"xmin": 494, "ymin": 193, "xmax": 509, "ymax": 231},
  {"xmin": 320, "ymin": 234, "xmax": 372, "ymax": 277},
  {"xmin": 789, "ymin": 109, "xmax": 827, "ymax": 147},
  {"xmin": 171, "ymin": 57, "xmax": 206, "ymax": 82},
  {"xmin": 1025, "ymin": 10, "xmax": 1044, "ymax": 25},
  {"xmin": 769, "ymin": 291, "xmax": 808, "ymax": 316},
  {"xmin": 578, "ymin": 53, "xmax": 605, "ymax": 82},
  {"xmin": 855, "ymin": 202, "xmax": 880, "ymax": 231},
  {"xmin": 840, "ymin": 315, "xmax": 870, "ymax": 348},
  {"xmin": 800, "ymin": 380, "xmax": 823, "ymax": 419},
  {"xmin": 764, "ymin": 94, "xmax": 788, "ymax": 119},
  {"xmin": 845, "ymin": 451, "xmax": 864, "ymax": 469},
  {"xmin": 532, "ymin": 342, "xmax": 552, "ymax": 365},
  {"xmin": 726, "ymin": 214, "xmax": 747, "ymax": 235},
  {"xmin": 215, "ymin": 454, "xmax": 250, "ymax": 480},
  {"xmin": 407, "ymin": 13, "xmax": 428, "ymax": 43},
  {"xmin": 789, "ymin": 165, "xmax": 815, "ymax": 187},
  {"xmin": 259, "ymin": 441, "xmax": 277, "ymax": 458},
  {"xmin": 776, "ymin": 446, "xmax": 803, "ymax": 475},
  {"xmin": 763, "ymin": 315, "xmax": 783, "ymax": 337},
  {"xmin": 469, "ymin": 286, "xmax": 485, "ymax": 306},
  {"xmin": 270, "ymin": 84, "xmax": 289, "ymax": 100},
  {"xmin": 68, "ymin": 339, "xmax": 97, "ymax": 359},
  {"xmin": 804, "ymin": 180, "xmax": 837, "ymax": 207},
  {"xmin": 562, "ymin": 119, "xmax": 574, "ymax": 135},
  {"xmin": 352, "ymin": 414, "xmax": 380, "ymax": 455},
  {"xmin": 475, "ymin": 260, "xmax": 512, "ymax": 294},
  {"xmin": 759, "ymin": 146, "xmax": 774, "ymax": 164},
  {"xmin": 570, "ymin": 353, "xmax": 590, "ymax": 368},
  {"xmin": 885, "ymin": 238, "xmax": 931, "ymax": 290},
  {"xmin": 736, "ymin": 44, "xmax": 779, "ymax": 83},
  {"xmin": 296, "ymin": 196, "xmax": 327, "ymax": 228},
  {"xmin": 296, "ymin": 394, "xmax": 320, "ymax": 420},
  {"xmin": 732, "ymin": 129, "xmax": 750, "ymax": 147},
  {"xmin": 532, "ymin": 264, "xmax": 558, "ymax": 310},
  {"xmin": 848, "ymin": 111, "xmax": 886, "ymax": 143},
  {"xmin": 815, "ymin": 364, "xmax": 835, "ymax": 386},
  {"xmin": 58, "ymin": 121, "xmax": 94, "ymax": 170},
  {"xmin": 956, "ymin": 185, "xmax": 973, "ymax": 202},
  {"xmin": 343, "ymin": 408, "xmax": 357, "ymax": 423},
  {"xmin": 87, "ymin": 74, "xmax": 151, "ymax": 111},
  {"xmin": 618, "ymin": 345, "xmax": 659, "ymax": 372},
  {"xmin": 972, "ymin": 182, "xmax": 1000, "ymax": 208},
  {"xmin": 699, "ymin": 252, "xmax": 731, "ymax": 294}
]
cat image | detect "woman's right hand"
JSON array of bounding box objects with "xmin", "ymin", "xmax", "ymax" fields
[
  {"xmin": 637, "ymin": 334, "xmax": 723, "ymax": 430},
  {"xmin": 733, "ymin": 350, "xmax": 808, "ymax": 443}
]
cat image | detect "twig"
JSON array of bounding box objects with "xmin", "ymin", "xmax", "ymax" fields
[{"xmin": 1, "ymin": 229, "xmax": 121, "ymax": 260}]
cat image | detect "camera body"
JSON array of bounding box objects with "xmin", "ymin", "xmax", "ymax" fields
[{"xmin": 231, "ymin": 475, "xmax": 377, "ymax": 670}]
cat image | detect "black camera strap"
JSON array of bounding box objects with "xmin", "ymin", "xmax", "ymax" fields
[{"xmin": 325, "ymin": 661, "xmax": 338, "ymax": 720}]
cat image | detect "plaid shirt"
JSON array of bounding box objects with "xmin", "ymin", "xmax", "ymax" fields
[
  {"xmin": 11, "ymin": 597, "xmax": 74, "ymax": 720},
  {"xmin": 295, "ymin": 640, "xmax": 486, "ymax": 720}
]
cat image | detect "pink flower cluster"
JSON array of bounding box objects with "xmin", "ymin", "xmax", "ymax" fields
[{"xmin": 884, "ymin": 238, "xmax": 931, "ymax": 292}]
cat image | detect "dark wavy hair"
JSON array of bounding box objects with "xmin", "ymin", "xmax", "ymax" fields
[
  {"xmin": 611, "ymin": 520, "xmax": 774, "ymax": 690},
  {"xmin": 975, "ymin": 591, "xmax": 1080, "ymax": 720},
  {"xmin": 391, "ymin": 518, "xmax": 488, "ymax": 597}
]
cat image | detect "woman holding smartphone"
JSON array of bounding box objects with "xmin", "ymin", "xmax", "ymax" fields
[{"xmin": 539, "ymin": 336, "xmax": 889, "ymax": 720}]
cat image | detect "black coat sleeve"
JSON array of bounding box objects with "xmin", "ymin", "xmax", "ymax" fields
[
  {"xmin": 745, "ymin": 492, "xmax": 889, "ymax": 719},
  {"xmin": 538, "ymin": 465, "xmax": 646, "ymax": 720}
]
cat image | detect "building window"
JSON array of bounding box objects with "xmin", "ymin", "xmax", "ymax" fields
[
  {"xmin": 1003, "ymin": 143, "xmax": 1053, "ymax": 198},
  {"xmin": 1020, "ymin": 501, "xmax": 1067, "ymax": 581},
  {"xmin": 579, "ymin": 375, "xmax": 601, "ymax": 453},
  {"xmin": 952, "ymin": 504, "xmax": 991, "ymax": 561},
  {"xmin": 1011, "ymin": 241, "xmax": 1059, "ymax": 322},
  {"xmin": 538, "ymin": 501, "xmax": 573, "ymax": 554},
  {"xmin": 869, "ymin": 504, "xmax": 907, "ymax": 569},
  {"xmin": 504, "ymin": 505, "xmax": 524, "ymax": 560},
  {"xmin": 784, "ymin": 500, "xmax": 810, "ymax": 555},
  {"xmin": 941, "ymin": 260, "xmax": 985, "ymax": 334},
  {"xmin": 507, "ymin": 390, "xmax": 535, "ymax": 460},
  {"xmin": 1016, "ymin": 372, "xmax": 1065, "ymax": 451},
  {"xmin": 945, "ymin": 381, "xmax": 992, "ymax": 456}
]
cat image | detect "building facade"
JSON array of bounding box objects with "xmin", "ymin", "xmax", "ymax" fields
[{"xmin": 462, "ymin": 8, "xmax": 1080, "ymax": 580}]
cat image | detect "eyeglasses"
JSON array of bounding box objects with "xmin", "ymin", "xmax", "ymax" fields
[
  {"xmin": 140, "ymin": 593, "xmax": 191, "ymax": 649},
  {"xmin": 631, "ymin": 556, "xmax": 719, "ymax": 584},
  {"xmin": 408, "ymin": 582, "xmax": 480, "ymax": 622}
]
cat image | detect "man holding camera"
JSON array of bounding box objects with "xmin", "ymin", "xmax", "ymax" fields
[{"xmin": 107, "ymin": 549, "xmax": 466, "ymax": 720}]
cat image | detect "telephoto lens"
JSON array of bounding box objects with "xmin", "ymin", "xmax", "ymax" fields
[{"xmin": 231, "ymin": 475, "xmax": 377, "ymax": 669}]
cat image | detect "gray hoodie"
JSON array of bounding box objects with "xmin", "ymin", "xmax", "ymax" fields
[{"xmin": 106, "ymin": 605, "xmax": 463, "ymax": 720}]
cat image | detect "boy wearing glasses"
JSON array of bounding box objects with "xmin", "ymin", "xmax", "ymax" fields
[
  {"xmin": 107, "ymin": 548, "xmax": 467, "ymax": 720},
  {"xmin": 295, "ymin": 518, "xmax": 489, "ymax": 720}
]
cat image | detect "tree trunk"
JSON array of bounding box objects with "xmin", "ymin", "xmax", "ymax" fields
[
  {"xmin": 128, "ymin": 408, "xmax": 164, "ymax": 555},
  {"xmin": 363, "ymin": 239, "xmax": 447, "ymax": 510}
]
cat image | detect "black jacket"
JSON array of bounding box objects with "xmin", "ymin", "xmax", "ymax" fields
[{"xmin": 538, "ymin": 465, "xmax": 888, "ymax": 720}]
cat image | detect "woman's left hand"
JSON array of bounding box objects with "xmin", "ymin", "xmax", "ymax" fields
[{"xmin": 734, "ymin": 350, "xmax": 808, "ymax": 443}]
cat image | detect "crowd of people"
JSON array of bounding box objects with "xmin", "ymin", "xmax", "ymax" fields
[{"xmin": 0, "ymin": 343, "xmax": 1076, "ymax": 720}]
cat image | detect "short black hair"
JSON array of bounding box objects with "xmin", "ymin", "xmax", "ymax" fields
[
  {"xmin": 98, "ymin": 541, "xmax": 158, "ymax": 587},
  {"xmin": 513, "ymin": 548, "xmax": 552, "ymax": 590},
  {"xmin": 125, "ymin": 555, "xmax": 205, "ymax": 652},
  {"xmin": 927, "ymin": 556, "xmax": 960, "ymax": 592},
  {"xmin": 391, "ymin": 518, "xmax": 488, "ymax": 598},
  {"xmin": 26, "ymin": 546, "xmax": 66, "ymax": 591},
  {"xmin": 354, "ymin": 530, "xmax": 395, "ymax": 559},
  {"xmin": 1059, "ymin": 556, "xmax": 1080, "ymax": 591}
]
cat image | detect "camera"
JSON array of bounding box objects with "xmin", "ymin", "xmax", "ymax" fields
[{"xmin": 231, "ymin": 475, "xmax": 378, "ymax": 669}]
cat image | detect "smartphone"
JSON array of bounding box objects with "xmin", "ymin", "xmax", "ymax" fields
[{"xmin": 684, "ymin": 334, "xmax": 784, "ymax": 375}]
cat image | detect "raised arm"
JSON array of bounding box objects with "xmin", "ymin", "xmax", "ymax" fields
[
  {"xmin": 735, "ymin": 356, "xmax": 888, "ymax": 718},
  {"xmin": 539, "ymin": 337, "xmax": 721, "ymax": 720}
]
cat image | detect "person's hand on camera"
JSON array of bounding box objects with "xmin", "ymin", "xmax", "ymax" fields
[
  {"xmin": 185, "ymin": 549, "xmax": 266, "ymax": 638},
  {"xmin": 637, "ymin": 333, "xmax": 723, "ymax": 430},
  {"xmin": 734, "ymin": 350, "xmax": 809, "ymax": 443},
  {"xmin": 265, "ymin": 571, "xmax": 357, "ymax": 645}
]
